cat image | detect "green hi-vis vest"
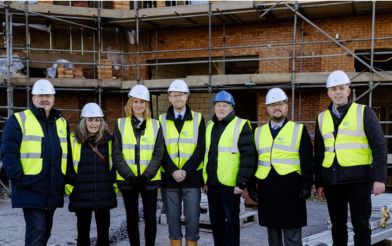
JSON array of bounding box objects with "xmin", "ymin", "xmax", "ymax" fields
[
  {"xmin": 159, "ymin": 111, "xmax": 203, "ymax": 171},
  {"xmin": 14, "ymin": 109, "xmax": 68, "ymax": 175},
  {"xmin": 117, "ymin": 117, "xmax": 161, "ymax": 181},
  {"xmin": 318, "ymin": 103, "xmax": 372, "ymax": 168},
  {"xmin": 65, "ymin": 133, "xmax": 118, "ymax": 195},
  {"xmin": 203, "ymin": 116, "xmax": 248, "ymax": 187},
  {"xmin": 254, "ymin": 121, "xmax": 303, "ymax": 180}
]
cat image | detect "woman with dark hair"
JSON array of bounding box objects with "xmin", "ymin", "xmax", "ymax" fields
[
  {"xmin": 113, "ymin": 84, "xmax": 164, "ymax": 246},
  {"xmin": 67, "ymin": 102, "xmax": 117, "ymax": 246}
]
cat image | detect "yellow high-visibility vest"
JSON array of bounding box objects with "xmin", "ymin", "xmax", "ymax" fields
[
  {"xmin": 318, "ymin": 103, "xmax": 372, "ymax": 167},
  {"xmin": 117, "ymin": 117, "xmax": 161, "ymax": 181},
  {"xmin": 65, "ymin": 133, "xmax": 117, "ymax": 195},
  {"xmin": 203, "ymin": 116, "xmax": 248, "ymax": 187},
  {"xmin": 254, "ymin": 121, "xmax": 303, "ymax": 180},
  {"xmin": 159, "ymin": 111, "xmax": 203, "ymax": 171},
  {"xmin": 14, "ymin": 109, "xmax": 68, "ymax": 175}
]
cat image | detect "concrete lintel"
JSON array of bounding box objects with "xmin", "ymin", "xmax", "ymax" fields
[
  {"xmin": 8, "ymin": 77, "xmax": 121, "ymax": 89},
  {"xmin": 6, "ymin": 72, "xmax": 392, "ymax": 91},
  {"xmin": 9, "ymin": 2, "xmax": 99, "ymax": 18},
  {"xmin": 7, "ymin": 2, "xmax": 255, "ymax": 21},
  {"xmin": 138, "ymin": 1, "xmax": 254, "ymax": 18}
]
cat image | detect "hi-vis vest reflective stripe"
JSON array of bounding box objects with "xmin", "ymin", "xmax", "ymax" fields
[
  {"xmin": 159, "ymin": 111, "xmax": 203, "ymax": 170},
  {"xmin": 117, "ymin": 117, "xmax": 160, "ymax": 181},
  {"xmin": 203, "ymin": 116, "xmax": 247, "ymax": 187},
  {"xmin": 254, "ymin": 121, "xmax": 303, "ymax": 180},
  {"xmin": 14, "ymin": 109, "xmax": 68, "ymax": 175},
  {"xmin": 318, "ymin": 103, "xmax": 372, "ymax": 167},
  {"xmin": 65, "ymin": 133, "xmax": 117, "ymax": 195}
]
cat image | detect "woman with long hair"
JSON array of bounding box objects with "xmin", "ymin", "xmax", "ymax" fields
[
  {"xmin": 67, "ymin": 102, "xmax": 117, "ymax": 246},
  {"xmin": 113, "ymin": 84, "xmax": 164, "ymax": 246}
]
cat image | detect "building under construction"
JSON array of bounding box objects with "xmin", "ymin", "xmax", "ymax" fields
[{"xmin": 0, "ymin": 1, "xmax": 391, "ymax": 182}]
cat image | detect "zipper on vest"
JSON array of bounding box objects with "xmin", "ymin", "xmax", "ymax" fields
[
  {"xmin": 176, "ymin": 134, "xmax": 181, "ymax": 169},
  {"xmin": 136, "ymin": 134, "xmax": 141, "ymax": 176}
]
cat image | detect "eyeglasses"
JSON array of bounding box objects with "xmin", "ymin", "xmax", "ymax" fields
[
  {"xmin": 267, "ymin": 101, "xmax": 286, "ymax": 108},
  {"xmin": 169, "ymin": 93, "xmax": 187, "ymax": 99}
]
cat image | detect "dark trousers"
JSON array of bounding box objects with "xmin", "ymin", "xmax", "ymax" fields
[
  {"xmin": 267, "ymin": 227, "xmax": 302, "ymax": 246},
  {"xmin": 122, "ymin": 188, "xmax": 157, "ymax": 246},
  {"xmin": 324, "ymin": 182, "xmax": 372, "ymax": 246},
  {"xmin": 23, "ymin": 208, "xmax": 55, "ymax": 246},
  {"xmin": 75, "ymin": 208, "xmax": 110, "ymax": 246},
  {"xmin": 207, "ymin": 184, "xmax": 241, "ymax": 246}
]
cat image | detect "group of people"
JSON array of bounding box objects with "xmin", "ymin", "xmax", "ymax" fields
[{"xmin": 0, "ymin": 69, "xmax": 387, "ymax": 246}]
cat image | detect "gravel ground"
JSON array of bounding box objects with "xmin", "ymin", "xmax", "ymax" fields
[{"xmin": 0, "ymin": 195, "xmax": 329, "ymax": 245}]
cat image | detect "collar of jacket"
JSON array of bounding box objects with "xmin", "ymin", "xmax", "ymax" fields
[
  {"xmin": 327, "ymin": 100, "xmax": 352, "ymax": 119},
  {"xmin": 86, "ymin": 132, "xmax": 112, "ymax": 146},
  {"xmin": 269, "ymin": 118, "xmax": 288, "ymax": 130},
  {"xmin": 212, "ymin": 110, "xmax": 236, "ymax": 125},
  {"xmin": 29, "ymin": 103, "xmax": 63, "ymax": 121},
  {"xmin": 166, "ymin": 104, "xmax": 192, "ymax": 121}
]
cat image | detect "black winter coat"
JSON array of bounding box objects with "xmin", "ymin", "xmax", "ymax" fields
[
  {"xmin": 205, "ymin": 111, "xmax": 257, "ymax": 189},
  {"xmin": 113, "ymin": 116, "xmax": 164, "ymax": 190},
  {"xmin": 314, "ymin": 102, "xmax": 387, "ymax": 187},
  {"xmin": 68, "ymin": 134, "xmax": 117, "ymax": 212},
  {"xmin": 1, "ymin": 104, "xmax": 71, "ymax": 209},
  {"xmin": 257, "ymin": 120, "xmax": 314, "ymax": 228}
]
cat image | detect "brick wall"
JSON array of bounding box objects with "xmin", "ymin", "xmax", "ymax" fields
[{"xmin": 130, "ymin": 13, "xmax": 392, "ymax": 78}]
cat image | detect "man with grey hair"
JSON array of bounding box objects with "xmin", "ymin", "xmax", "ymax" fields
[{"xmin": 1, "ymin": 79, "xmax": 70, "ymax": 246}]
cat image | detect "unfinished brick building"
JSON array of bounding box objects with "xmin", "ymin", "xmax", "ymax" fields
[{"xmin": 0, "ymin": 1, "xmax": 391, "ymax": 181}]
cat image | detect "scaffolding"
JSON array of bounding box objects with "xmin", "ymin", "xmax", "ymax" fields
[{"xmin": 0, "ymin": 0, "xmax": 392, "ymax": 143}]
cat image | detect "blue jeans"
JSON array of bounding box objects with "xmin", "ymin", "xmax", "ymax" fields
[
  {"xmin": 163, "ymin": 187, "xmax": 201, "ymax": 240},
  {"xmin": 207, "ymin": 184, "xmax": 240, "ymax": 246},
  {"xmin": 23, "ymin": 208, "xmax": 56, "ymax": 246}
]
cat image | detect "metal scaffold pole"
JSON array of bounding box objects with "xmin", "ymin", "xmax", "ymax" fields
[
  {"xmin": 208, "ymin": 2, "xmax": 213, "ymax": 118},
  {"xmin": 290, "ymin": 2, "xmax": 298, "ymax": 120},
  {"xmin": 5, "ymin": 5, "xmax": 14, "ymax": 117},
  {"xmin": 135, "ymin": 0, "xmax": 140, "ymax": 83},
  {"xmin": 369, "ymin": 1, "xmax": 376, "ymax": 107},
  {"xmin": 98, "ymin": 0, "xmax": 102, "ymax": 106},
  {"xmin": 24, "ymin": 2, "xmax": 31, "ymax": 107}
]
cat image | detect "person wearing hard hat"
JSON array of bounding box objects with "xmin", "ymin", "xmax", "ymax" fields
[
  {"xmin": 66, "ymin": 102, "xmax": 117, "ymax": 245},
  {"xmin": 203, "ymin": 90, "xmax": 256, "ymax": 246},
  {"xmin": 112, "ymin": 84, "xmax": 164, "ymax": 246},
  {"xmin": 314, "ymin": 70, "xmax": 387, "ymax": 245},
  {"xmin": 159, "ymin": 79, "xmax": 205, "ymax": 246},
  {"xmin": 254, "ymin": 88, "xmax": 313, "ymax": 246},
  {"xmin": 1, "ymin": 79, "xmax": 71, "ymax": 245}
]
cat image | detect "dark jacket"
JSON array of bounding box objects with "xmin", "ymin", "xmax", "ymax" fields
[
  {"xmin": 113, "ymin": 116, "xmax": 164, "ymax": 190},
  {"xmin": 206, "ymin": 111, "xmax": 257, "ymax": 189},
  {"xmin": 0, "ymin": 104, "xmax": 70, "ymax": 209},
  {"xmin": 314, "ymin": 102, "xmax": 387, "ymax": 187},
  {"xmin": 256, "ymin": 119, "xmax": 314, "ymax": 228},
  {"xmin": 161, "ymin": 105, "xmax": 205, "ymax": 188},
  {"xmin": 68, "ymin": 133, "xmax": 117, "ymax": 212}
]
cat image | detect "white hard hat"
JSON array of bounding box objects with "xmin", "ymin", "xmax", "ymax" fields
[
  {"xmin": 81, "ymin": 102, "xmax": 104, "ymax": 118},
  {"xmin": 265, "ymin": 88, "xmax": 288, "ymax": 105},
  {"xmin": 128, "ymin": 84, "xmax": 150, "ymax": 101},
  {"xmin": 31, "ymin": 79, "xmax": 56, "ymax": 95},
  {"xmin": 326, "ymin": 70, "xmax": 351, "ymax": 88},
  {"xmin": 168, "ymin": 79, "xmax": 189, "ymax": 93}
]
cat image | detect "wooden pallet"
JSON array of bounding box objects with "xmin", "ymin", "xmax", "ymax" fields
[
  {"xmin": 97, "ymin": 59, "xmax": 112, "ymax": 79},
  {"xmin": 37, "ymin": 0, "xmax": 53, "ymax": 4},
  {"xmin": 57, "ymin": 64, "xmax": 74, "ymax": 78},
  {"xmin": 113, "ymin": 1, "xmax": 130, "ymax": 10}
]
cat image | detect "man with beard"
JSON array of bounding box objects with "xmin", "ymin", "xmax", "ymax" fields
[
  {"xmin": 254, "ymin": 88, "xmax": 313, "ymax": 246},
  {"xmin": 314, "ymin": 70, "xmax": 387, "ymax": 246},
  {"xmin": 1, "ymin": 79, "xmax": 70, "ymax": 246}
]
